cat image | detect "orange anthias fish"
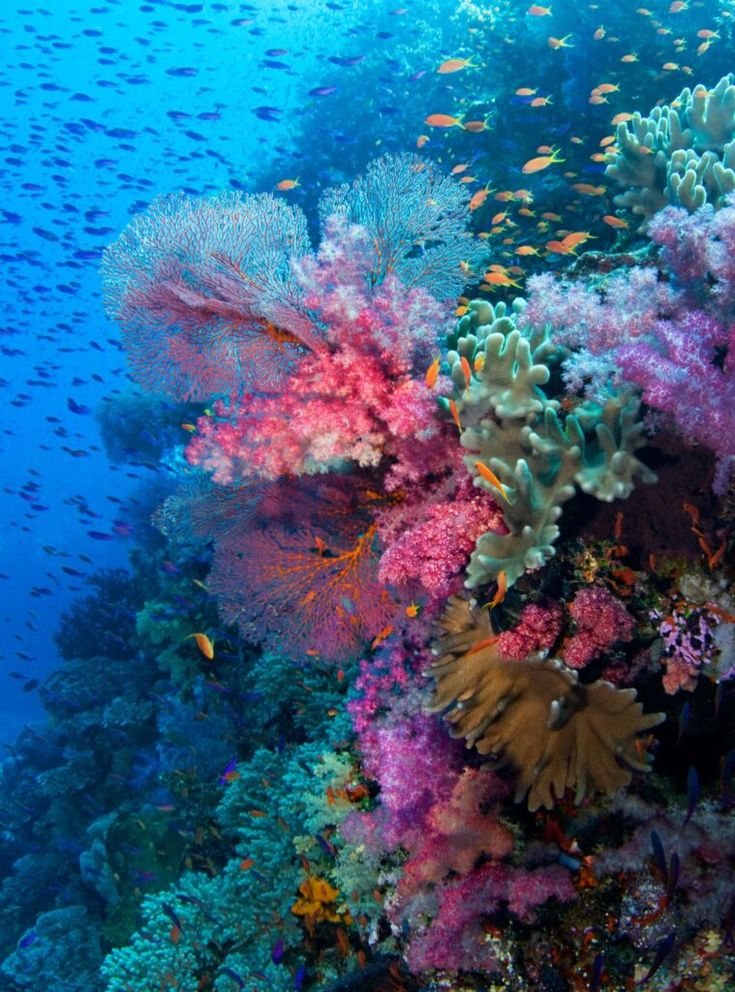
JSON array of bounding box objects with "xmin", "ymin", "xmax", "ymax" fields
[
  {"xmin": 276, "ymin": 177, "xmax": 300, "ymax": 191},
  {"xmin": 603, "ymin": 214, "xmax": 629, "ymax": 229},
  {"xmin": 185, "ymin": 632, "xmax": 215, "ymax": 660},
  {"xmin": 425, "ymin": 356, "xmax": 441, "ymax": 388},
  {"xmin": 483, "ymin": 271, "xmax": 521, "ymax": 289},
  {"xmin": 437, "ymin": 56, "xmax": 476, "ymax": 73},
  {"xmin": 522, "ymin": 147, "xmax": 565, "ymax": 173},
  {"xmin": 548, "ymin": 34, "xmax": 573, "ymax": 48},
  {"xmin": 424, "ymin": 113, "xmax": 464, "ymax": 128},
  {"xmin": 485, "ymin": 571, "xmax": 508, "ymax": 611},
  {"xmin": 474, "ymin": 461, "xmax": 511, "ymax": 501},
  {"xmin": 527, "ymin": 4, "xmax": 552, "ymax": 15},
  {"xmin": 448, "ymin": 398, "xmax": 462, "ymax": 432},
  {"xmin": 469, "ymin": 184, "xmax": 493, "ymax": 211}
]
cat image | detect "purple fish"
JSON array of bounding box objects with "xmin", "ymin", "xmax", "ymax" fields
[
  {"xmin": 88, "ymin": 531, "xmax": 115, "ymax": 540},
  {"xmin": 638, "ymin": 931, "xmax": 675, "ymax": 985},
  {"xmin": 309, "ymin": 85, "xmax": 337, "ymax": 97},
  {"xmin": 271, "ymin": 938, "xmax": 284, "ymax": 965},
  {"xmin": 18, "ymin": 931, "xmax": 37, "ymax": 949},
  {"xmin": 294, "ymin": 964, "xmax": 306, "ymax": 990},
  {"xmin": 683, "ymin": 765, "xmax": 700, "ymax": 826},
  {"xmin": 589, "ymin": 953, "xmax": 604, "ymax": 992}
]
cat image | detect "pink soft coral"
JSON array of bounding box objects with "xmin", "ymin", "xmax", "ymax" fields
[
  {"xmin": 377, "ymin": 476, "xmax": 505, "ymax": 603},
  {"xmin": 562, "ymin": 586, "xmax": 635, "ymax": 669}
]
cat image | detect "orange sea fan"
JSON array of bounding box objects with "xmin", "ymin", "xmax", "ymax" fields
[
  {"xmin": 210, "ymin": 516, "xmax": 396, "ymax": 662},
  {"xmin": 427, "ymin": 597, "xmax": 665, "ymax": 811}
]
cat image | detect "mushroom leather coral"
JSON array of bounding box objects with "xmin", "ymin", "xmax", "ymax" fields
[{"xmin": 427, "ymin": 597, "xmax": 664, "ymax": 811}]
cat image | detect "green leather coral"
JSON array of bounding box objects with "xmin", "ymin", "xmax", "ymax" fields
[
  {"xmin": 605, "ymin": 74, "xmax": 735, "ymax": 226},
  {"xmin": 443, "ymin": 299, "xmax": 655, "ymax": 590}
]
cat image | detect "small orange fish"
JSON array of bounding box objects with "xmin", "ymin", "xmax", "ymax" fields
[
  {"xmin": 416, "ymin": 134, "xmax": 430, "ymax": 148},
  {"xmin": 184, "ymin": 632, "xmax": 215, "ymax": 660},
  {"xmin": 485, "ymin": 570, "xmax": 508, "ymax": 611},
  {"xmin": 593, "ymin": 25, "xmax": 606, "ymax": 40},
  {"xmin": 425, "ymin": 356, "xmax": 441, "ymax": 388},
  {"xmin": 620, "ymin": 53, "xmax": 638, "ymax": 62},
  {"xmin": 424, "ymin": 113, "xmax": 464, "ymax": 128},
  {"xmin": 522, "ymin": 147, "xmax": 565, "ymax": 173},
  {"xmin": 475, "ymin": 461, "xmax": 510, "ymax": 501},
  {"xmin": 548, "ymin": 34, "xmax": 573, "ymax": 48},
  {"xmin": 437, "ymin": 56, "xmax": 476, "ymax": 73},
  {"xmin": 527, "ymin": 4, "xmax": 552, "ymax": 14},
  {"xmin": 669, "ymin": 0, "xmax": 687, "ymax": 11},
  {"xmin": 170, "ymin": 925, "xmax": 181, "ymax": 945},
  {"xmin": 181, "ymin": 422, "xmax": 197, "ymax": 433},
  {"xmin": 449, "ymin": 398, "xmax": 462, "ymax": 433},
  {"xmin": 336, "ymin": 926, "xmax": 350, "ymax": 956},
  {"xmin": 546, "ymin": 239, "xmax": 577, "ymax": 255},
  {"xmin": 602, "ymin": 214, "xmax": 629, "ymax": 229},
  {"xmin": 515, "ymin": 86, "xmax": 537, "ymax": 96},
  {"xmin": 464, "ymin": 117, "xmax": 492, "ymax": 132},
  {"xmin": 405, "ymin": 602, "xmax": 421, "ymax": 618},
  {"xmin": 483, "ymin": 271, "xmax": 521, "ymax": 289},
  {"xmin": 473, "ymin": 353, "xmax": 485, "ymax": 372},
  {"xmin": 451, "ymin": 163, "xmax": 470, "ymax": 174},
  {"xmin": 572, "ymin": 183, "xmax": 606, "ymax": 196},
  {"xmin": 371, "ymin": 625, "xmax": 394, "ymax": 649},
  {"xmin": 515, "ymin": 245, "xmax": 540, "ymax": 256},
  {"xmin": 240, "ymin": 858, "xmax": 255, "ymax": 871},
  {"xmin": 469, "ymin": 184, "xmax": 493, "ymax": 211},
  {"xmin": 276, "ymin": 177, "xmax": 300, "ymax": 191},
  {"xmin": 530, "ymin": 95, "xmax": 553, "ymax": 107},
  {"xmin": 596, "ymin": 83, "xmax": 620, "ymax": 94},
  {"xmin": 459, "ymin": 355, "xmax": 472, "ymax": 388},
  {"xmin": 611, "ymin": 112, "xmax": 634, "ymax": 124},
  {"xmin": 697, "ymin": 29, "xmax": 719, "ymax": 38}
]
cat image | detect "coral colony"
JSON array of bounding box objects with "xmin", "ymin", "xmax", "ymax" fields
[
  {"xmin": 4, "ymin": 73, "xmax": 735, "ymax": 992},
  {"xmin": 96, "ymin": 82, "xmax": 735, "ymax": 989}
]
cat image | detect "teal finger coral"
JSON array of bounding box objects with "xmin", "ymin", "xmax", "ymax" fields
[
  {"xmin": 444, "ymin": 299, "xmax": 656, "ymax": 590},
  {"xmin": 605, "ymin": 74, "xmax": 735, "ymax": 226}
]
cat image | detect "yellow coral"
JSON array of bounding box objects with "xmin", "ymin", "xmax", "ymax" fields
[
  {"xmin": 427, "ymin": 597, "xmax": 664, "ymax": 811},
  {"xmin": 291, "ymin": 876, "xmax": 350, "ymax": 930}
]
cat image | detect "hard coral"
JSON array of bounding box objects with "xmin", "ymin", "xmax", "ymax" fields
[
  {"xmin": 605, "ymin": 75, "xmax": 735, "ymax": 227},
  {"xmin": 427, "ymin": 597, "xmax": 664, "ymax": 811}
]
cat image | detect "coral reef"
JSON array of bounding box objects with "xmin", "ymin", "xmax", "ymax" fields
[
  {"xmin": 605, "ymin": 74, "xmax": 735, "ymax": 225},
  {"xmin": 446, "ymin": 298, "xmax": 655, "ymax": 587},
  {"xmin": 427, "ymin": 596, "xmax": 664, "ymax": 810}
]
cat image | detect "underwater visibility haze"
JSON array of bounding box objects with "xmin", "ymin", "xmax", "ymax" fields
[{"xmin": 2, "ymin": 0, "xmax": 735, "ymax": 989}]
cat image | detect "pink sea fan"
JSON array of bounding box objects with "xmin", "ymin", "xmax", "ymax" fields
[
  {"xmin": 562, "ymin": 586, "xmax": 635, "ymax": 669},
  {"xmin": 207, "ymin": 480, "xmax": 396, "ymax": 661},
  {"xmin": 101, "ymin": 191, "xmax": 320, "ymax": 400}
]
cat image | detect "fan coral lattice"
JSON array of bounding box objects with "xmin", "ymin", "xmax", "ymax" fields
[{"xmin": 427, "ymin": 597, "xmax": 664, "ymax": 811}]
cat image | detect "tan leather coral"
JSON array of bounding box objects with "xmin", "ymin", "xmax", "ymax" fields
[{"xmin": 426, "ymin": 596, "xmax": 665, "ymax": 811}]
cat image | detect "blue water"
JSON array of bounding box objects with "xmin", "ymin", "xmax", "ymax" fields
[{"xmin": 1, "ymin": 1, "xmax": 734, "ymax": 990}]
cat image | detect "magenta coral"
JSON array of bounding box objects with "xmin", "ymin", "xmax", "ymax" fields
[
  {"xmin": 496, "ymin": 601, "xmax": 564, "ymax": 661},
  {"xmin": 562, "ymin": 586, "xmax": 635, "ymax": 670},
  {"xmin": 377, "ymin": 477, "xmax": 505, "ymax": 603}
]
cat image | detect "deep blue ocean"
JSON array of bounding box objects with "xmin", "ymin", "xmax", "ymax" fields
[{"xmin": 1, "ymin": 1, "xmax": 734, "ymax": 990}]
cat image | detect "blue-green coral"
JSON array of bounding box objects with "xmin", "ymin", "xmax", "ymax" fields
[
  {"xmin": 444, "ymin": 299, "xmax": 655, "ymax": 589},
  {"xmin": 605, "ymin": 74, "xmax": 735, "ymax": 225}
]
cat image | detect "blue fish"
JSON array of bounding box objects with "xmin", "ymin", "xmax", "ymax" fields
[
  {"xmin": 683, "ymin": 765, "xmax": 700, "ymax": 826},
  {"xmin": 271, "ymin": 938, "xmax": 284, "ymax": 965},
  {"xmin": 638, "ymin": 931, "xmax": 676, "ymax": 985}
]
